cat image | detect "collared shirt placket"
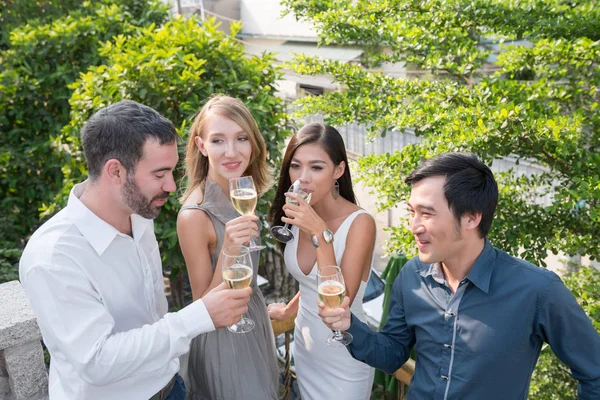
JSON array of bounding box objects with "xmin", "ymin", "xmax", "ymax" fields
[
  {"xmin": 428, "ymin": 263, "xmax": 470, "ymax": 400},
  {"xmin": 441, "ymin": 280, "xmax": 469, "ymax": 400},
  {"xmin": 128, "ymin": 235, "xmax": 160, "ymax": 322}
]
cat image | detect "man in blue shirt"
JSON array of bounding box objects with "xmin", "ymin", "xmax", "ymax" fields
[{"xmin": 318, "ymin": 152, "xmax": 600, "ymax": 399}]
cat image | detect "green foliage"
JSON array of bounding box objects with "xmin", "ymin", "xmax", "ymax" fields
[
  {"xmin": 0, "ymin": 0, "xmax": 168, "ymax": 48},
  {"xmin": 529, "ymin": 266, "xmax": 600, "ymax": 399},
  {"xmin": 283, "ymin": 0, "xmax": 600, "ymax": 267},
  {"xmin": 57, "ymin": 16, "xmax": 289, "ymax": 280},
  {"xmin": 0, "ymin": 0, "xmax": 81, "ymax": 49},
  {"xmin": 0, "ymin": 0, "xmax": 168, "ymax": 283},
  {"xmin": 0, "ymin": 244, "xmax": 21, "ymax": 283}
]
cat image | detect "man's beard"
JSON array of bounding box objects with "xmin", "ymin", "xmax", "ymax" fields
[{"xmin": 122, "ymin": 173, "xmax": 169, "ymax": 219}]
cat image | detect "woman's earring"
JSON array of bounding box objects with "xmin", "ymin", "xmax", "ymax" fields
[{"xmin": 333, "ymin": 180, "xmax": 340, "ymax": 199}]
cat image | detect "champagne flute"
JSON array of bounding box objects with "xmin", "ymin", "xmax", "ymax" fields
[
  {"xmin": 221, "ymin": 245, "xmax": 255, "ymax": 333},
  {"xmin": 270, "ymin": 179, "xmax": 312, "ymax": 243},
  {"xmin": 317, "ymin": 265, "xmax": 353, "ymax": 346},
  {"xmin": 229, "ymin": 176, "xmax": 265, "ymax": 251}
]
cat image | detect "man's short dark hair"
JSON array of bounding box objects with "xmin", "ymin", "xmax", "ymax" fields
[
  {"xmin": 405, "ymin": 152, "xmax": 498, "ymax": 237},
  {"xmin": 81, "ymin": 100, "xmax": 177, "ymax": 180}
]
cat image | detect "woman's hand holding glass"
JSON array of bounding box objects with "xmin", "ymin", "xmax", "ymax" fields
[
  {"xmin": 277, "ymin": 190, "xmax": 327, "ymax": 239},
  {"xmin": 223, "ymin": 215, "xmax": 259, "ymax": 249},
  {"xmin": 270, "ymin": 180, "xmax": 314, "ymax": 243},
  {"xmin": 229, "ymin": 176, "xmax": 264, "ymax": 251}
]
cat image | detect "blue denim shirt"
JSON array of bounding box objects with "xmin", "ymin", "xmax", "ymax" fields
[{"xmin": 347, "ymin": 240, "xmax": 600, "ymax": 399}]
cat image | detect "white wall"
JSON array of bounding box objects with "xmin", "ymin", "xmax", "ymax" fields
[{"xmin": 240, "ymin": 0, "xmax": 316, "ymax": 39}]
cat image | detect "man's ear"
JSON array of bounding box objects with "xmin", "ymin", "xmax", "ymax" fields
[
  {"xmin": 334, "ymin": 161, "xmax": 346, "ymax": 180},
  {"xmin": 104, "ymin": 159, "xmax": 127, "ymax": 184},
  {"xmin": 194, "ymin": 136, "xmax": 208, "ymax": 157},
  {"xmin": 462, "ymin": 212, "xmax": 482, "ymax": 233}
]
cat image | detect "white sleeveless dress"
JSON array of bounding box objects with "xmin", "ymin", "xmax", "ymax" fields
[{"xmin": 284, "ymin": 209, "xmax": 375, "ymax": 400}]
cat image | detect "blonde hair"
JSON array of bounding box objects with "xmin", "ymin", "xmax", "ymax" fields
[{"xmin": 181, "ymin": 95, "xmax": 273, "ymax": 202}]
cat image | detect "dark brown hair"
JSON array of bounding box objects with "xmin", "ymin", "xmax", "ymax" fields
[
  {"xmin": 268, "ymin": 123, "xmax": 356, "ymax": 251},
  {"xmin": 82, "ymin": 100, "xmax": 177, "ymax": 181}
]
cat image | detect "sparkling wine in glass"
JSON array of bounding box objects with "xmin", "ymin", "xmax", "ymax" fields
[
  {"xmin": 270, "ymin": 179, "xmax": 312, "ymax": 243},
  {"xmin": 229, "ymin": 176, "xmax": 265, "ymax": 251},
  {"xmin": 221, "ymin": 245, "xmax": 255, "ymax": 333},
  {"xmin": 317, "ymin": 265, "xmax": 353, "ymax": 346}
]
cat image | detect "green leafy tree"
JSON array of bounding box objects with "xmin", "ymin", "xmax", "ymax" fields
[
  {"xmin": 283, "ymin": 0, "xmax": 599, "ymax": 267},
  {"xmin": 0, "ymin": 0, "xmax": 167, "ymax": 48},
  {"xmin": 281, "ymin": 0, "xmax": 599, "ymax": 398},
  {"xmin": 56, "ymin": 16, "xmax": 292, "ymax": 306},
  {"xmin": 0, "ymin": 0, "xmax": 168, "ymax": 282},
  {"xmin": 0, "ymin": 0, "xmax": 80, "ymax": 49}
]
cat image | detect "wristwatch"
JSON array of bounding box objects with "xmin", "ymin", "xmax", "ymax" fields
[{"xmin": 311, "ymin": 229, "xmax": 334, "ymax": 248}]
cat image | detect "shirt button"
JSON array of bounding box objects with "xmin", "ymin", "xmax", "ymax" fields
[
  {"xmin": 441, "ymin": 375, "xmax": 449, "ymax": 380},
  {"xmin": 444, "ymin": 344, "xmax": 453, "ymax": 349}
]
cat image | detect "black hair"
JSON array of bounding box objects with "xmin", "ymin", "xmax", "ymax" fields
[{"xmin": 405, "ymin": 152, "xmax": 498, "ymax": 237}]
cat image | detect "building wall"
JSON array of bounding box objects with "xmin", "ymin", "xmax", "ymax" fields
[{"xmin": 240, "ymin": 0, "xmax": 315, "ymax": 39}]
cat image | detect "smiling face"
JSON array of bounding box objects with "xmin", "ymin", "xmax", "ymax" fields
[
  {"xmin": 407, "ymin": 175, "xmax": 465, "ymax": 265},
  {"xmin": 196, "ymin": 112, "xmax": 252, "ymax": 185},
  {"xmin": 121, "ymin": 138, "xmax": 178, "ymax": 219},
  {"xmin": 288, "ymin": 142, "xmax": 344, "ymax": 204}
]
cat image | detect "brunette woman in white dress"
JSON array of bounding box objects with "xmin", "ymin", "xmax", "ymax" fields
[{"xmin": 268, "ymin": 123, "xmax": 376, "ymax": 399}]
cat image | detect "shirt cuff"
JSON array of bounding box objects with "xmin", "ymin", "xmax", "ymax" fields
[
  {"xmin": 347, "ymin": 313, "xmax": 371, "ymax": 350},
  {"xmin": 177, "ymin": 299, "xmax": 215, "ymax": 338}
]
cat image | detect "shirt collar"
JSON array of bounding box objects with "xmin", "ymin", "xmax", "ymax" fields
[
  {"xmin": 464, "ymin": 239, "xmax": 496, "ymax": 294},
  {"xmin": 67, "ymin": 181, "xmax": 153, "ymax": 255},
  {"xmin": 416, "ymin": 239, "xmax": 496, "ymax": 294},
  {"xmin": 418, "ymin": 263, "xmax": 447, "ymax": 286}
]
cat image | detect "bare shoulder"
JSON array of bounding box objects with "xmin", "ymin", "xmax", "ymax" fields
[
  {"xmin": 350, "ymin": 210, "xmax": 376, "ymax": 232},
  {"xmin": 342, "ymin": 200, "xmax": 374, "ymax": 226},
  {"xmin": 177, "ymin": 205, "xmax": 212, "ymax": 227},
  {"xmin": 183, "ymin": 186, "xmax": 205, "ymax": 206},
  {"xmin": 177, "ymin": 188, "xmax": 214, "ymax": 239}
]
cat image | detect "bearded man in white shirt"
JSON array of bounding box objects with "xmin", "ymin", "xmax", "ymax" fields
[{"xmin": 19, "ymin": 100, "xmax": 252, "ymax": 400}]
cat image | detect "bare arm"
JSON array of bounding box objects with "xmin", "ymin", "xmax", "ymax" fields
[
  {"xmin": 281, "ymin": 192, "xmax": 337, "ymax": 272},
  {"xmin": 177, "ymin": 209, "xmax": 221, "ymax": 300},
  {"xmin": 178, "ymin": 209, "xmax": 259, "ymax": 300},
  {"xmin": 338, "ymin": 213, "xmax": 376, "ymax": 303}
]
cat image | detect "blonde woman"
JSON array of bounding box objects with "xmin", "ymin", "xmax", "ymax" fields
[{"xmin": 177, "ymin": 95, "xmax": 278, "ymax": 399}]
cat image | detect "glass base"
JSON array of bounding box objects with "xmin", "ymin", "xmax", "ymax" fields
[
  {"xmin": 326, "ymin": 331, "xmax": 353, "ymax": 347},
  {"xmin": 227, "ymin": 316, "xmax": 255, "ymax": 334},
  {"xmin": 270, "ymin": 226, "xmax": 294, "ymax": 243}
]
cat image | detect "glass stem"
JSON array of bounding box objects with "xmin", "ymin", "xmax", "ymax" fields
[{"xmin": 333, "ymin": 329, "xmax": 344, "ymax": 341}]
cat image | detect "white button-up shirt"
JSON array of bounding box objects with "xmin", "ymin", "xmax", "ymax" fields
[{"xmin": 19, "ymin": 182, "xmax": 214, "ymax": 399}]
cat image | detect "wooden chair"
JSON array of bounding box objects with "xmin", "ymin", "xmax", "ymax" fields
[
  {"xmin": 393, "ymin": 358, "xmax": 416, "ymax": 400},
  {"xmin": 271, "ymin": 315, "xmax": 415, "ymax": 400}
]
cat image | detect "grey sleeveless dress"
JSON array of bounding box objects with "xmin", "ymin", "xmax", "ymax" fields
[{"xmin": 180, "ymin": 180, "xmax": 279, "ymax": 400}]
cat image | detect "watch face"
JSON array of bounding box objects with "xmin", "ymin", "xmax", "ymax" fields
[
  {"xmin": 311, "ymin": 235, "xmax": 320, "ymax": 248},
  {"xmin": 323, "ymin": 229, "xmax": 334, "ymax": 244}
]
